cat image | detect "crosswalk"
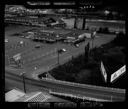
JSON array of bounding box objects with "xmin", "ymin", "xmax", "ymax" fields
[{"xmin": 26, "ymin": 92, "xmax": 50, "ymax": 102}]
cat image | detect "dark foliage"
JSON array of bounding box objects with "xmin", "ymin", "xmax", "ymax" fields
[
  {"xmin": 97, "ymin": 27, "xmax": 109, "ymax": 34},
  {"xmin": 111, "ymin": 32, "xmax": 126, "ymax": 46},
  {"xmin": 38, "ymin": 32, "xmax": 125, "ymax": 88}
]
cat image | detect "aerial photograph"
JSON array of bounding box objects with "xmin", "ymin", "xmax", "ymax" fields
[{"xmin": 4, "ymin": 0, "xmax": 126, "ymax": 107}]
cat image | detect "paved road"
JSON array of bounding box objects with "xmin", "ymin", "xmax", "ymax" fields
[
  {"xmin": 5, "ymin": 70, "xmax": 125, "ymax": 102},
  {"xmin": 5, "ymin": 25, "xmax": 124, "ymax": 102}
]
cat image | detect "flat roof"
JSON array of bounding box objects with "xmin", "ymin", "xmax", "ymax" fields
[{"xmin": 5, "ymin": 89, "xmax": 25, "ymax": 102}]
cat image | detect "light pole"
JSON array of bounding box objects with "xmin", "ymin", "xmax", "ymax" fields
[
  {"xmin": 20, "ymin": 72, "xmax": 26, "ymax": 93},
  {"xmin": 57, "ymin": 50, "xmax": 60, "ymax": 65},
  {"xmin": 92, "ymin": 31, "xmax": 96, "ymax": 47},
  {"xmin": 91, "ymin": 31, "xmax": 96, "ymax": 55},
  {"xmin": 91, "ymin": 33, "xmax": 94, "ymax": 49},
  {"xmin": 57, "ymin": 49, "xmax": 62, "ymax": 65},
  {"xmin": 57, "ymin": 49, "xmax": 66, "ymax": 65}
]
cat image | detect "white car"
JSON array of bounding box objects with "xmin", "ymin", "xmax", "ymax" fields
[
  {"xmin": 58, "ymin": 48, "xmax": 66, "ymax": 53},
  {"xmin": 75, "ymin": 44, "xmax": 79, "ymax": 47},
  {"xmin": 5, "ymin": 39, "xmax": 8, "ymax": 43},
  {"xmin": 19, "ymin": 41, "xmax": 24, "ymax": 44},
  {"xmin": 62, "ymin": 48, "xmax": 66, "ymax": 52}
]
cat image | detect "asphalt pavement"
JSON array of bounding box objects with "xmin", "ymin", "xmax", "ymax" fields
[
  {"xmin": 5, "ymin": 25, "xmax": 122, "ymax": 102},
  {"xmin": 5, "ymin": 70, "xmax": 125, "ymax": 102}
]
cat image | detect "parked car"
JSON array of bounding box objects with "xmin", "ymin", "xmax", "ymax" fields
[{"xmin": 5, "ymin": 39, "xmax": 8, "ymax": 43}]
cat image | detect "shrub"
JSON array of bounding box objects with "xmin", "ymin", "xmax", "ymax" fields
[
  {"xmin": 112, "ymin": 32, "xmax": 125, "ymax": 46},
  {"xmin": 97, "ymin": 27, "xmax": 110, "ymax": 34}
]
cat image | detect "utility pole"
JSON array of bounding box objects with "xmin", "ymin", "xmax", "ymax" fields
[
  {"xmin": 57, "ymin": 50, "xmax": 60, "ymax": 65},
  {"xmin": 82, "ymin": 17, "xmax": 86, "ymax": 30},
  {"xmin": 90, "ymin": 31, "xmax": 96, "ymax": 55},
  {"xmin": 74, "ymin": 17, "xmax": 77, "ymax": 29},
  {"xmin": 57, "ymin": 49, "xmax": 65, "ymax": 65},
  {"xmin": 20, "ymin": 72, "xmax": 26, "ymax": 93}
]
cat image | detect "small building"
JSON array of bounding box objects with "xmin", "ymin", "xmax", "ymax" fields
[
  {"xmin": 5, "ymin": 89, "xmax": 25, "ymax": 102},
  {"xmin": 5, "ymin": 88, "xmax": 51, "ymax": 102}
]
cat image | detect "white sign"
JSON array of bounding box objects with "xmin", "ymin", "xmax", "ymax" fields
[
  {"xmin": 91, "ymin": 31, "xmax": 96, "ymax": 39},
  {"xmin": 111, "ymin": 65, "xmax": 126, "ymax": 83},
  {"xmin": 13, "ymin": 53, "xmax": 21, "ymax": 61},
  {"xmin": 93, "ymin": 31, "xmax": 96, "ymax": 36},
  {"xmin": 100, "ymin": 61, "xmax": 107, "ymax": 82}
]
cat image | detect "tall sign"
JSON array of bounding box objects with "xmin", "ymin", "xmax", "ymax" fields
[
  {"xmin": 100, "ymin": 61, "xmax": 107, "ymax": 82},
  {"xmin": 91, "ymin": 31, "xmax": 96, "ymax": 39},
  {"xmin": 110, "ymin": 65, "xmax": 126, "ymax": 83},
  {"xmin": 13, "ymin": 53, "xmax": 21, "ymax": 61}
]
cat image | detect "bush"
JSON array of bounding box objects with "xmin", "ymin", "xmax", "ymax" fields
[
  {"xmin": 102, "ymin": 48, "xmax": 125, "ymax": 75},
  {"xmin": 91, "ymin": 67, "xmax": 105, "ymax": 86},
  {"xmin": 75, "ymin": 69, "xmax": 92, "ymax": 84},
  {"xmin": 112, "ymin": 32, "xmax": 125, "ymax": 46},
  {"xmin": 48, "ymin": 37, "xmax": 125, "ymax": 88},
  {"xmin": 90, "ymin": 47, "xmax": 103, "ymax": 61},
  {"xmin": 97, "ymin": 27, "xmax": 110, "ymax": 34}
]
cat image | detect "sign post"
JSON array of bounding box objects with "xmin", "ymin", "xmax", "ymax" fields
[
  {"xmin": 20, "ymin": 72, "xmax": 26, "ymax": 93},
  {"xmin": 91, "ymin": 31, "xmax": 96, "ymax": 49}
]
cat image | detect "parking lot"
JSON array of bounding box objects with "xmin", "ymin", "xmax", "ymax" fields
[{"xmin": 5, "ymin": 25, "xmax": 116, "ymax": 79}]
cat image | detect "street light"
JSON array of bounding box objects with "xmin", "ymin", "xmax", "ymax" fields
[
  {"xmin": 57, "ymin": 50, "xmax": 60, "ymax": 65},
  {"xmin": 20, "ymin": 72, "xmax": 26, "ymax": 93},
  {"xmin": 57, "ymin": 48, "xmax": 66, "ymax": 65},
  {"xmin": 91, "ymin": 31, "xmax": 96, "ymax": 55}
]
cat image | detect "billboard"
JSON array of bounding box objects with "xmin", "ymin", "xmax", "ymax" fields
[
  {"xmin": 100, "ymin": 61, "xmax": 107, "ymax": 82},
  {"xmin": 13, "ymin": 53, "xmax": 21, "ymax": 61},
  {"xmin": 110, "ymin": 65, "xmax": 126, "ymax": 83}
]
